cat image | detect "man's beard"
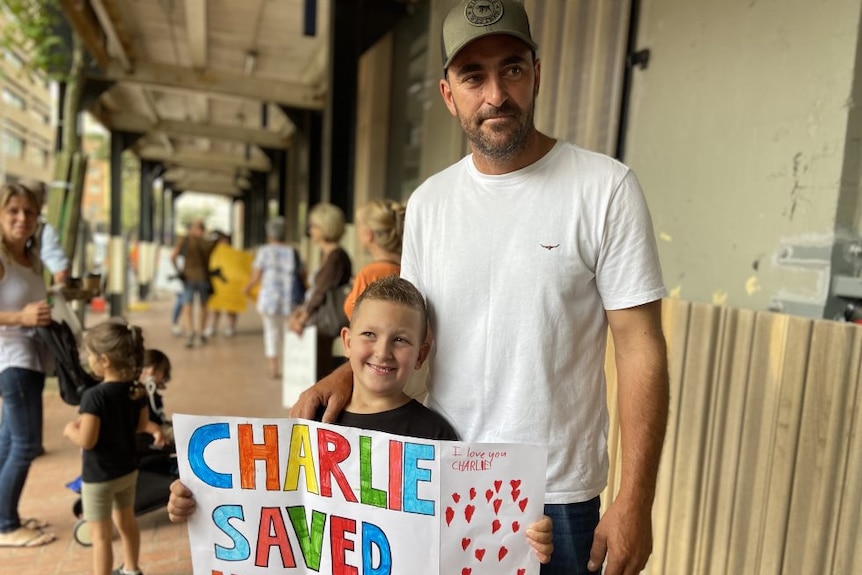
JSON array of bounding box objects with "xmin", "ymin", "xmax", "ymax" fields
[{"xmin": 460, "ymin": 100, "xmax": 535, "ymax": 162}]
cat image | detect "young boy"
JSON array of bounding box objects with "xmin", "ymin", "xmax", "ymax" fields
[
  {"xmin": 318, "ymin": 275, "xmax": 458, "ymax": 439},
  {"xmin": 137, "ymin": 349, "xmax": 174, "ymax": 454},
  {"xmin": 167, "ymin": 277, "xmax": 553, "ymax": 562}
]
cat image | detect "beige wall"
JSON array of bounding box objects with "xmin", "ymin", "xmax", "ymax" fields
[{"xmin": 625, "ymin": 0, "xmax": 862, "ymax": 317}]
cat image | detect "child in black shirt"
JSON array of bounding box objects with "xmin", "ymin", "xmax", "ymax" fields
[{"xmin": 63, "ymin": 320, "xmax": 153, "ymax": 575}]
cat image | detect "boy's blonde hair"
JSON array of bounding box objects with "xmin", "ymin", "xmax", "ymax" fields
[
  {"xmin": 352, "ymin": 276, "xmax": 427, "ymax": 332},
  {"xmin": 356, "ymin": 200, "xmax": 406, "ymax": 253}
]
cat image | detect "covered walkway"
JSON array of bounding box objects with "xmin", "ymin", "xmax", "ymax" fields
[{"xmin": 5, "ymin": 294, "xmax": 289, "ymax": 575}]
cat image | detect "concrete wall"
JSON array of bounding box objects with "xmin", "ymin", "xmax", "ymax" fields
[{"xmin": 626, "ymin": 0, "xmax": 862, "ymax": 317}]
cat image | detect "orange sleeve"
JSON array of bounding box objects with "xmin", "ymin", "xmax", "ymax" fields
[{"xmin": 343, "ymin": 261, "xmax": 401, "ymax": 319}]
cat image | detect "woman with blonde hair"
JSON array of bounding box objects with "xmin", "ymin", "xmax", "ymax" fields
[
  {"xmin": 0, "ymin": 183, "xmax": 55, "ymax": 548},
  {"xmin": 342, "ymin": 199, "xmax": 405, "ymax": 319},
  {"xmin": 289, "ymin": 203, "xmax": 352, "ymax": 377}
]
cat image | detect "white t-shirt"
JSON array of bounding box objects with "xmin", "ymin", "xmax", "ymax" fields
[{"xmin": 401, "ymin": 141, "xmax": 666, "ymax": 503}]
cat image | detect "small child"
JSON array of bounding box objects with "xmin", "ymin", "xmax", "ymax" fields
[
  {"xmin": 63, "ymin": 320, "xmax": 156, "ymax": 575},
  {"xmin": 139, "ymin": 349, "xmax": 173, "ymax": 447}
]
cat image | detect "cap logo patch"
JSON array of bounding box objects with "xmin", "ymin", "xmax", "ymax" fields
[{"xmin": 464, "ymin": 0, "xmax": 504, "ymax": 27}]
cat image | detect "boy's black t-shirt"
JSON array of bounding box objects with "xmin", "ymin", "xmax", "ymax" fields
[
  {"xmin": 315, "ymin": 399, "xmax": 459, "ymax": 441},
  {"xmin": 79, "ymin": 382, "xmax": 146, "ymax": 482}
]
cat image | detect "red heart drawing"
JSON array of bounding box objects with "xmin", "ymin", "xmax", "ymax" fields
[
  {"xmin": 461, "ymin": 537, "xmax": 471, "ymax": 551},
  {"xmin": 465, "ymin": 504, "xmax": 476, "ymax": 523},
  {"xmin": 493, "ymin": 498, "xmax": 502, "ymax": 515},
  {"xmin": 474, "ymin": 548, "xmax": 486, "ymax": 562},
  {"xmin": 445, "ymin": 507, "xmax": 454, "ymax": 526},
  {"xmin": 491, "ymin": 519, "xmax": 501, "ymax": 534},
  {"xmin": 517, "ymin": 569, "xmax": 526, "ymax": 575},
  {"xmin": 498, "ymin": 546, "xmax": 509, "ymax": 561},
  {"xmin": 512, "ymin": 520, "xmax": 520, "ymax": 533},
  {"xmin": 494, "ymin": 480, "xmax": 502, "ymax": 493},
  {"xmin": 518, "ymin": 498, "xmax": 528, "ymax": 512},
  {"xmin": 511, "ymin": 488, "xmax": 521, "ymax": 501},
  {"xmin": 452, "ymin": 492, "xmax": 461, "ymax": 503},
  {"xmin": 469, "ymin": 487, "xmax": 476, "ymax": 500},
  {"xmin": 485, "ymin": 489, "xmax": 493, "ymax": 503},
  {"xmin": 462, "ymin": 569, "xmax": 472, "ymax": 575},
  {"xmin": 510, "ymin": 479, "xmax": 521, "ymax": 489}
]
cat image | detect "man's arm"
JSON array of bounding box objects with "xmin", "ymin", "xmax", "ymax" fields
[
  {"xmin": 39, "ymin": 222, "xmax": 69, "ymax": 281},
  {"xmin": 589, "ymin": 299, "xmax": 669, "ymax": 575},
  {"xmin": 288, "ymin": 361, "xmax": 354, "ymax": 422}
]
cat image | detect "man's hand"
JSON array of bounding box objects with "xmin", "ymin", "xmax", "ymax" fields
[
  {"xmin": 588, "ymin": 496, "xmax": 653, "ymax": 575},
  {"xmin": 167, "ymin": 479, "xmax": 196, "ymax": 523},
  {"xmin": 288, "ymin": 362, "xmax": 353, "ymax": 422},
  {"xmin": 526, "ymin": 515, "xmax": 554, "ymax": 564}
]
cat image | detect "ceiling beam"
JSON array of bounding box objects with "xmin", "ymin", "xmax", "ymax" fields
[
  {"xmin": 58, "ymin": 0, "xmax": 109, "ymax": 69},
  {"xmin": 99, "ymin": 61, "xmax": 325, "ymax": 110},
  {"xmin": 89, "ymin": 0, "xmax": 133, "ymax": 71},
  {"xmin": 106, "ymin": 112, "xmax": 291, "ymax": 149},
  {"xmin": 137, "ymin": 146, "xmax": 271, "ymax": 172},
  {"xmin": 174, "ymin": 178, "xmax": 241, "ymax": 197},
  {"xmin": 185, "ymin": 0, "xmax": 208, "ymax": 69}
]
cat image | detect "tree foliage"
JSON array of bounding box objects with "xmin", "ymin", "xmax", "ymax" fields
[{"xmin": 0, "ymin": 0, "xmax": 70, "ymax": 81}]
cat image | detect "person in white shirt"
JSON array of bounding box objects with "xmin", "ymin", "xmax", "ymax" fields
[{"xmin": 21, "ymin": 180, "xmax": 68, "ymax": 286}]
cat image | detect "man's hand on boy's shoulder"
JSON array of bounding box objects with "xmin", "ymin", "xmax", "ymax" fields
[{"xmin": 289, "ymin": 362, "xmax": 353, "ymax": 422}]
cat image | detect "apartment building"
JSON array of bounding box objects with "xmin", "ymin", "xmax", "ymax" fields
[{"xmin": 0, "ymin": 14, "xmax": 55, "ymax": 185}]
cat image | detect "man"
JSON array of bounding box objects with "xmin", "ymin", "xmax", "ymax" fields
[
  {"xmin": 21, "ymin": 179, "xmax": 69, "ymax": 286},
  {"xmin": 171, "ymin": 219, "xmax": 215, "ymax": 348},
  {"xmin": 309, "ymin": 1, "xmax": 670, "ymax": 573}
]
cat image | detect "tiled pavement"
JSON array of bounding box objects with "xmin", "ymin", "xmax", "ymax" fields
[{"xmin": 2, "ymin": 294, "xmax": 292, "ymax": 575}]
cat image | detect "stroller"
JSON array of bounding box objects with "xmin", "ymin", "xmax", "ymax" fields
[
  {"xmin": 67, "ymin": 450, "xmax": 179, "ymax": 546},
  {"xmin": 36, "ymin": 320, "xmax": 179, "ymax": 546}
]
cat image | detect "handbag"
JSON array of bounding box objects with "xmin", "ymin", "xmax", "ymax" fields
[{"xmin": 314, "ymin": 283, "xmax": 351, "ymax": 338}]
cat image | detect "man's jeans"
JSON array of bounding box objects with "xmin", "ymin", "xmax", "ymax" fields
[
  {"xmin": 0, "ymin": 368, "xmax": 44, "ymax": 532},
  {"xmin": 541, "ymin": 497, "xmax": 601, "ymax": 574}
]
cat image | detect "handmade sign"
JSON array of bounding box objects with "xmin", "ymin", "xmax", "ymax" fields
[
  {"xmin": 174, "ymin": 414, "xmax": 547, "ymax": 575},
  {"xmin": 282, "ymin": 327, "xmax": 318, "ymax": 408}
]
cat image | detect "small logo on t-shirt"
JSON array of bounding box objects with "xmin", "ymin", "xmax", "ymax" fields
[{"xmin": 540, "ymin": 244, "xmax": 560, "ymax": 251}]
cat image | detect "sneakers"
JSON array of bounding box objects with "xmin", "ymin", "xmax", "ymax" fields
[
  {"xmin": 185, "ymin": 334, "xmax": 195, "ymax": 348},
  {"xmin": 223, "ymin": 327, "xmax": 235, "ymax": 338},
  {"xmin": 112, "ymin": 566, "xmax": 143, "ymax": 575},
  {"xmin": 202, "ymin": 326, "xmax": 214, "ymax": 338},
  {"xmin": 171, "ymin": 325, "xmax": 183, "ymax": 337},
  {"xmin": 199, "ymin": 333, "xmax": 208, "ymax": 346}
]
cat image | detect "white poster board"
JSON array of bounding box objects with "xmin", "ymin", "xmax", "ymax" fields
[
  {"xmin": 174, "ymin": 414, "xmax": 547, "ymax": 575},
  {"xmin": 282, "ymin": 326, "xmax": 318, "ymax": 408}
]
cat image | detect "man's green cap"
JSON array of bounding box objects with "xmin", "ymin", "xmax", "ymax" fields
[{"xmin": 441, "ymin": 0, "xmax": 538, "ymax": 70}]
